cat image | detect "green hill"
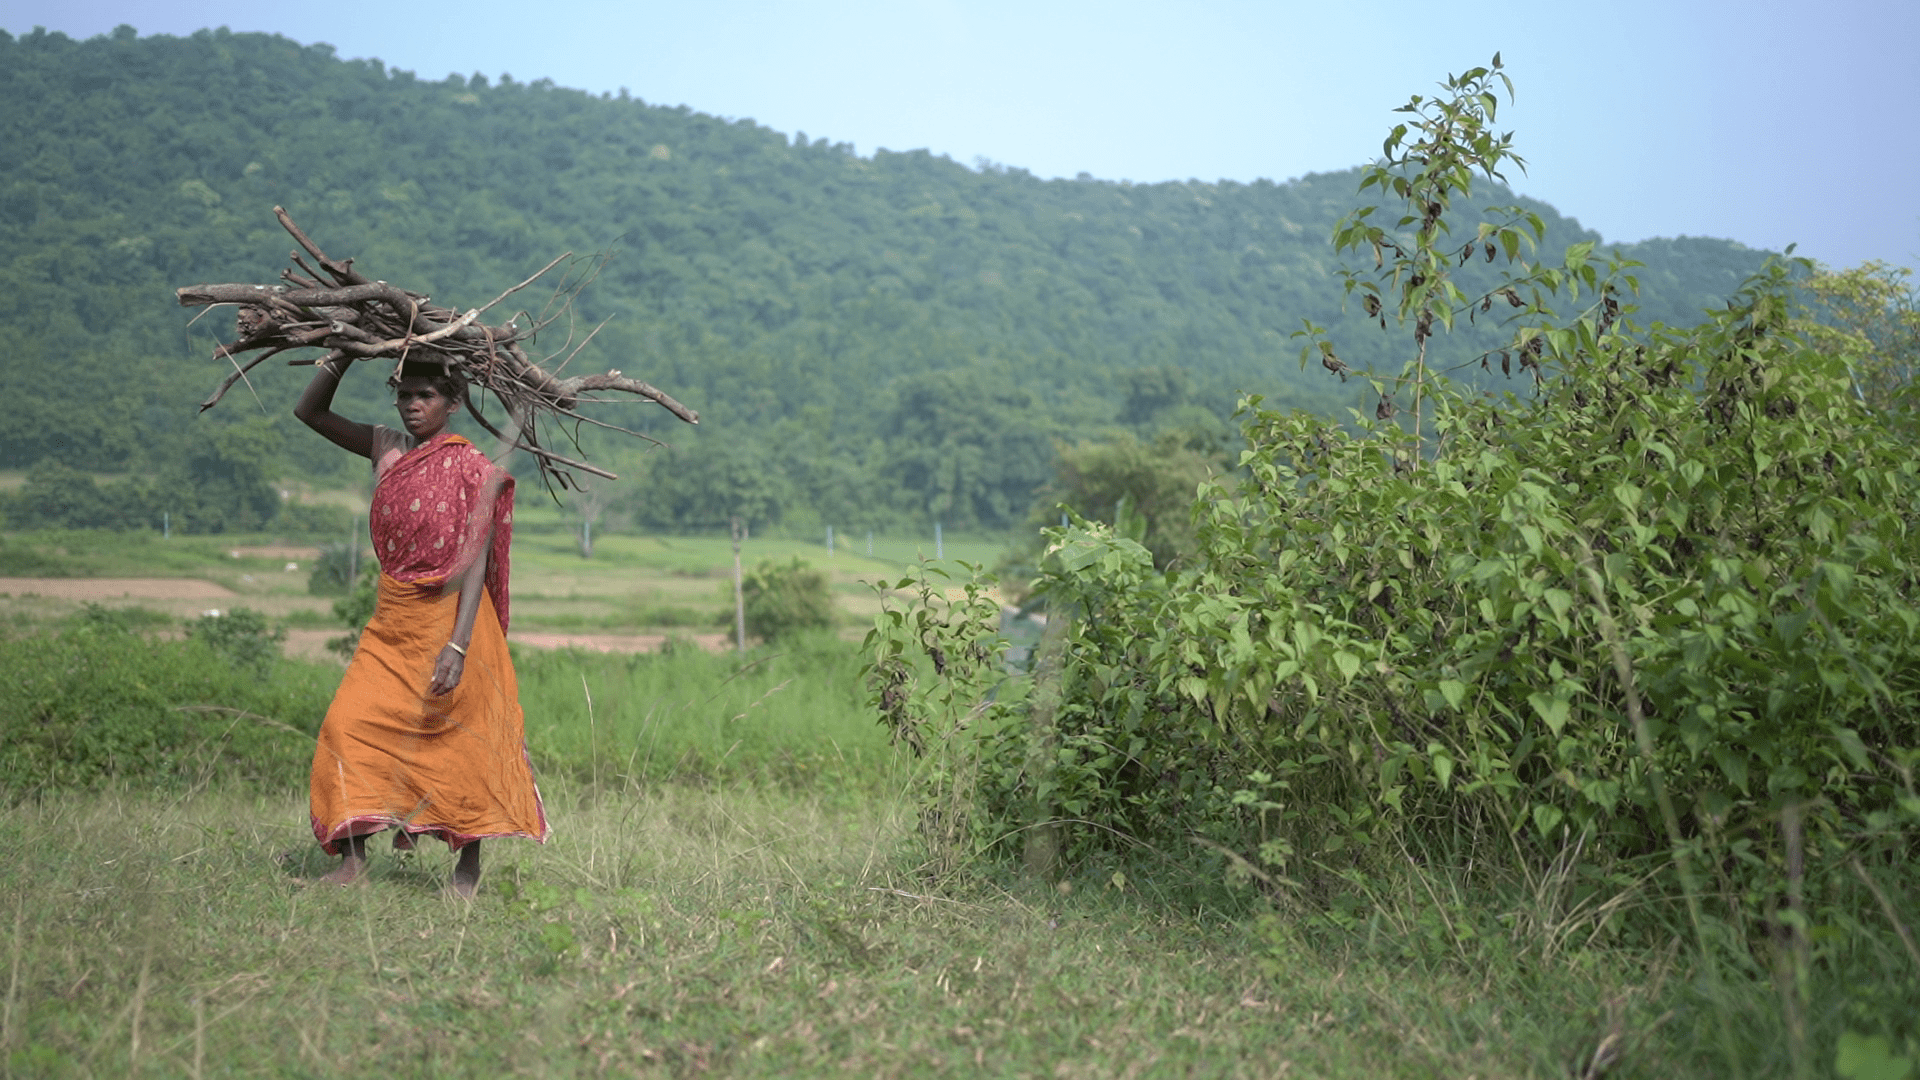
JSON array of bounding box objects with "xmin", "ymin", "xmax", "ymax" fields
[{"xmin": 0, "ymin": 25, "xmax": 1770, "ymax": 531}]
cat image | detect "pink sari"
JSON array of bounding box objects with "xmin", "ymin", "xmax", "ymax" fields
[{"xmin": 369, "ymin": 431, "xmax": 514, "ymax": 628}]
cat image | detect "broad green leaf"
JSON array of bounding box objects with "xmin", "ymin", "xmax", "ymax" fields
[
  {"xmin": 1528, "ymin": 691, "xmax": 1571, "ymax": 735},
  {"xmin": 1835, "ymin": 1031, "xmax": 1914, "ymax": 1080},
  {"xmin": 1773, "ymin": 607, "xmax": 1813, "ymax": 645},
  {"xmin": 1834, "ymin": 728, "xmax": 1871, "ymax": 770},
  {"xmin": 1332, "ymin": 650, "xmax": 1361, "ymax": 683},
  {"xmin": 1710, "ymin": 745, "xmax": 1749, "ymax": 792},
  {"xmin": 1532, "ymin": 803, "xmax": 1564, "ymax": 838},
  {"xmin": 1542, "ymin": 589, "xmax": 1574, "ymax": 625}
]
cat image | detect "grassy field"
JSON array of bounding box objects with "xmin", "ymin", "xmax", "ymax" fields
[
  {"xmin": 1, "ymin": 524, "xmax": 1908, "ymax": 1077},
  {"xmin": 0, "ymin": 782, "xmax": 1717, "ymax": 1079}
]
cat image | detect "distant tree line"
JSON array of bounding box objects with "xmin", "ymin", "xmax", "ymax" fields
[{"xmin": 0, "ymin": 26, "xmax": 1772, "ymax": 536}]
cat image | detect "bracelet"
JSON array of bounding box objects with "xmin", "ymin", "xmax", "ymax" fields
[{"xmin": 445, "ymin": 641, "xmax": 467, "ymax": 656}]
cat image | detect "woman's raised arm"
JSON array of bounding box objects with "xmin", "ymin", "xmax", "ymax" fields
[{"xmin": 294, "ymin": 355, "xmax": 375, "ymax": 459}]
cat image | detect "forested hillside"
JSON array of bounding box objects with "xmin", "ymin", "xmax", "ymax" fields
[{"xmin": 0, "ymin": 25, "xmax": 1769, "ymax": 532}]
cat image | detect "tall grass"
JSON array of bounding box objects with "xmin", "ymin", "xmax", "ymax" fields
[
  {"xmin": 0, "ymin": 609, "xmax": 894, "ymax": 799},
  {"xmin": 513, "ymin": 631, "xmax": 895, "ymax": 790}
]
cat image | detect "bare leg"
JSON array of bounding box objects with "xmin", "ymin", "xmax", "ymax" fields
[
  {"xmin": 315, "ymin": 833, "xmax": 370, "ymax": 886},
  {"xmin": 451, "ymin": 839, "xmax": 482, "ymax": 898}
]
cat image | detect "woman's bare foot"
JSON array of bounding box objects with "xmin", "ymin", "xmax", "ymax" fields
[
  {"xmin": 450, "ymin": 839, "xmax": 482, "ymax": 898},
  {"xmin": 312, "ymin": 834, "xmax": 370, "ymax": 887},
  {"xmin": 315, "ymin": 857, "xmax": 368, "ymax": 886}
]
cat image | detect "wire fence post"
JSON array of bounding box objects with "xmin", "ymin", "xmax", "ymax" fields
[{"xmin": 731, "ymin": 515, "xmax": 746, "ymax": 653}]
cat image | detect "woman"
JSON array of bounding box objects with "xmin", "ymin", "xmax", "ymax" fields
[{"xmin": 294, "ymin": 353, "xmax": 548, "ymax": 895}]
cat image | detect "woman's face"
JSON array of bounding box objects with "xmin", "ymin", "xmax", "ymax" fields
[{"xmin": 394, "ymin": 377, "xmax": 459, "ymax": 438}]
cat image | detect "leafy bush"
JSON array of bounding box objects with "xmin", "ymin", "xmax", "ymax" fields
[
  {"xmin": 2, "ymin": 459, "xmax": 162, "ymax": 531},
  {"xmin": 0, "ymin": 612, "xmax": 331, "ymax": 796},
  {"xmin": 740, "ymin": 556, "xmax": 834, "ymax": 643},
  {"xmin": 1020, "ymin": 426, "xmax": 1229, "ymax": 572},
  {"xmin": 306, "ymin": 541, "xmax": 361, "ymax": 595},
  {"xmin": 869, "ymin": 57, "xmax": 1920, "ymax": 1050},
  {"xmin": 327, "ymin": 572, "xmax": 379, "ymax": 658},
  {"xmin": 184, "ymin": 606, "xmax": 287, "ymax": 675}
]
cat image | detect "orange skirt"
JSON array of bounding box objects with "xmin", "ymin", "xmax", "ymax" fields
[{"xmin": 311, "ymin": 573, "xmax": 549, "ymax": 853}]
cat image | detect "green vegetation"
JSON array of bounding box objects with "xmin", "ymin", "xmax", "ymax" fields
[
  {"xmin": 0, "ymin": 529, "xmax": 295, "ymax": 580},
  {"xmin": 6, "ymin": 30, "xmax": 1915, "ymax": 1079},
  {"xmin": 739, "ymin": 557, "xmax": 837, "ymax": 643},
  {"xmin": 873, "ymin": 59, "xmax": 1920, "ymax": 1075},
  {"xmin": 515, "ymin": 633, "xmax": 887, "ymax": 787},
  {"xmin": 0, "ymin": 603, "xmax": 888, "ymax": 800},
  {"xmin": 2, "ymin": 783, "xmax": 1743, "ymax": 1079},
  {"xmin": 0, "ymin": 25, "xmax": 1768, "ymax": 538},
  {"xmin": 0, "ymin": 606, "xmax": 330, "ymax": 796}
]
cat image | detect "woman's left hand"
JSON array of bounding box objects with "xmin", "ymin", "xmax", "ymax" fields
[{"xmin": 429, "ymin": 645, "xmax": 466, "ymax": 696}]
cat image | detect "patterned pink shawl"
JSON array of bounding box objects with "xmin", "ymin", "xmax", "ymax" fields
[{"xmin": 370, "ymin": 432, "xmax": 514, "ymax": 630}]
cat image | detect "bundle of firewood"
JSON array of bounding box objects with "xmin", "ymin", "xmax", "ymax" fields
[{"xmin": 177, "ymin": 207, "xmax": 696, "ymax": 486}]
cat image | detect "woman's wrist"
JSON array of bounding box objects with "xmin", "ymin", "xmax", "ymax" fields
[{"xmin": 445, "ymin": 641, "xmax": 467, "ymax": 656}]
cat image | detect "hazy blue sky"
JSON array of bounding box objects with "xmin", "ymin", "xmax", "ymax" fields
[{"xmin": 4, "ymin": 0, "xmax": 1914, "ymax": 271}]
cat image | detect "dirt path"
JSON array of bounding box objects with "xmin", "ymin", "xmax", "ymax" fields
[
  {"xmin": 282, "ymin": 628, "xmax": 735, "ymax": 662},
  {"xmin": 0, "ymin": 577, "xmax": 237, "ymax": 601},
  {"xmin": 509, "ymin": 631, "xmax": 734, "ymax": 655},
  {"xmin": 0, "ymin": 578, "xmax": 733, "ymax": 660}
]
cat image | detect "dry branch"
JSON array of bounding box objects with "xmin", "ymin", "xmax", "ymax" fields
[{"xmin": 177, "ymin": 207, "xmax": 697, "ymax": 488}]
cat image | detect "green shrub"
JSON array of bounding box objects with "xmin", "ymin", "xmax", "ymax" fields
[
  {"xmin": 739, "ymin": 556, "xmax": 834, "ymax": 643},
  {"xmin": 0, "ymin": 614, "xmax": 332, "ymax": 796},
  {"xmin": 870, "ymin": 61, "xmax": 1920, "ymax": 1047},
  {"xmin": 306, "ymin": 541, "xmax": 360, "ymax": 595},
  {"xmin": 184, "ymin": 606, "xmax": 287, "ymax": 675},
  {"xmin": 327, "ymin": 573, "xmax": 378, "ymax": 658},
  {"xmin": 2, "ymin": 459, "xmax": 161, "ymax": 531}
]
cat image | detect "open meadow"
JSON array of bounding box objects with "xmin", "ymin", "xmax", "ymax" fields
[
  {"xmin": 0, "ymin": 509, "xmax": 1010, "ymax": 655},
  {"xmin": 1, "ymin": 780, "xmax": 1718, "ymax": 1080},
  {"xmin": 0, "ymin": 522, "xmax": 1911, "ymax": 1078}
]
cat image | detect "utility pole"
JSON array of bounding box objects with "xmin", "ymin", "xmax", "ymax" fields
[{"xmin": 730, "ymin": 515, "xmax": 746, "ymax": 654}]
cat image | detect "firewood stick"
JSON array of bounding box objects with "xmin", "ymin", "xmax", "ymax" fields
[
  {"xmin": 199, "ymin": 345, "xmax": 293, "ymax": 411},
  {"xmin": 274, "ymin": 206, "xmax": 370, "ymax": 287},
  {"xmin": 556, "ymin": 373, "xmax": 700, "ymax": 424}
]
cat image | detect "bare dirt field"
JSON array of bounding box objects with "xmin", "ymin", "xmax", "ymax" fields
[
  {"xmin": 0, "ymin": 577, "xmax": 236, "ymax": 602},
  {"xmin": 282, "ymin": 629, "xmax": 734, "ymax": 662},
  {"xmin": 5, "ymin": 579, "xmax": 731, "ymax": 660},
  {"xmin": 510, "ymin": 631, "xmax": 733, "ymax": 654}
]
